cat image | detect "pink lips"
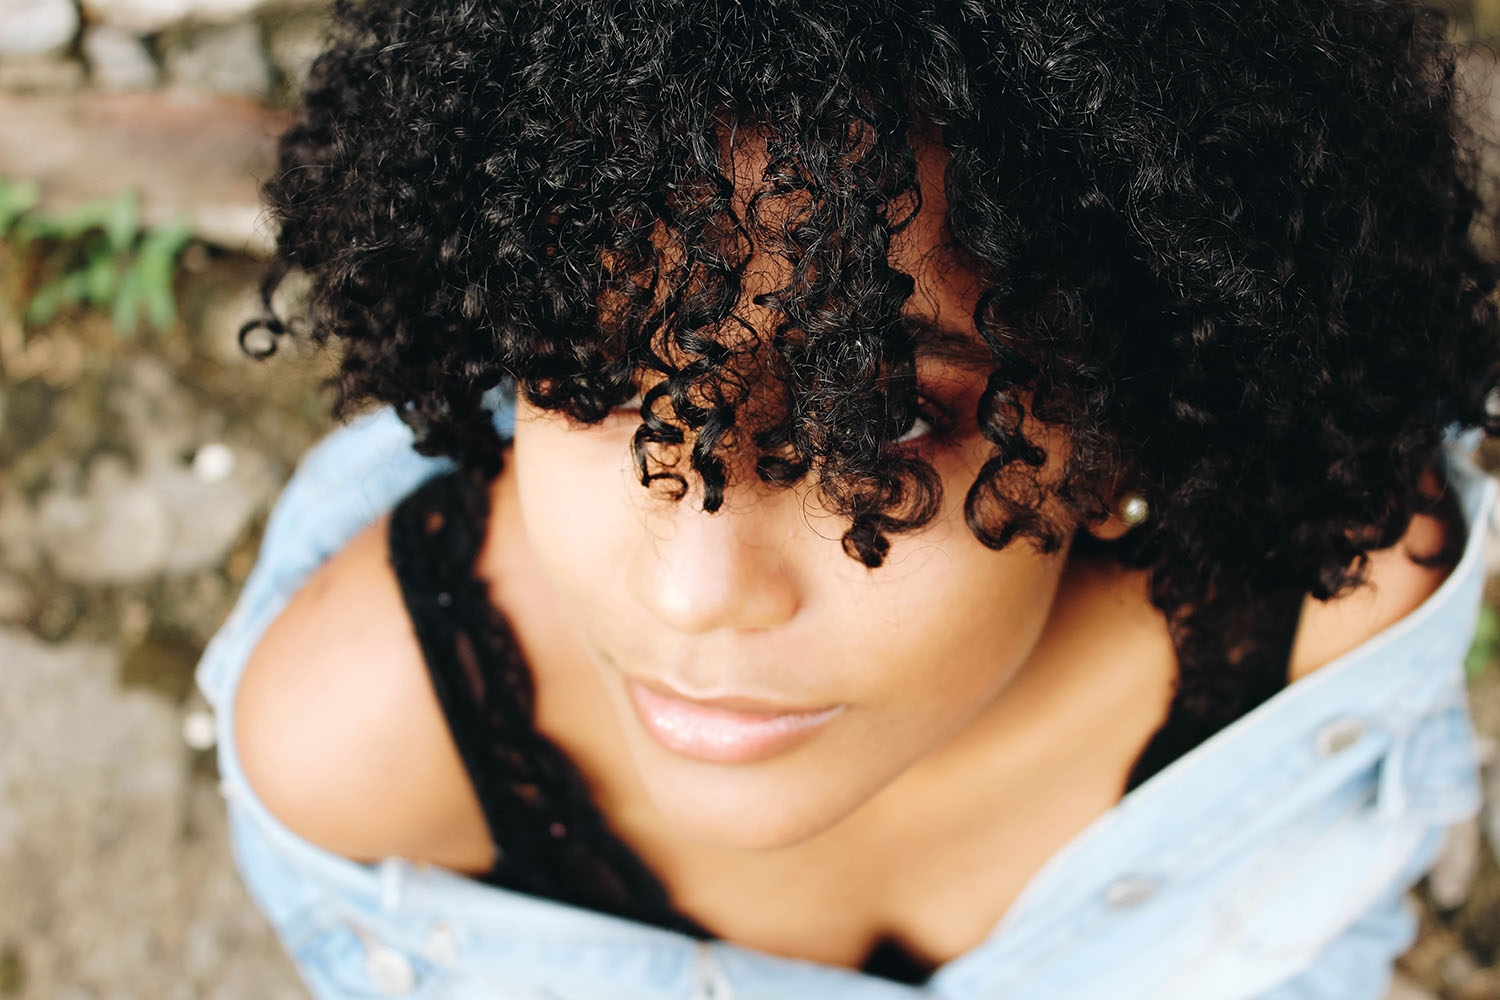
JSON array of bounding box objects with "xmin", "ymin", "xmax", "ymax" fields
[{"xmin": 624, "ymin": 678, "xmax": 846, "ymax": 764}]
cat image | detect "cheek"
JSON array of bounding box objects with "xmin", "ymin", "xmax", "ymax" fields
[
  {"xmin": 857, "ymin": 551, "xmax": 1062, "ymax": 704},
  {"xmin": 511, "ymin": 420, "xmax": 636, "ymax": 602},
  {"xmin": 841, "ymin": 464, "xmax": 1071, "ymax": 721}
]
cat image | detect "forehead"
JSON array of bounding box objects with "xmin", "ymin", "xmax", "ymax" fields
[
  {"xmin": 711, "ymin": 123, "xmax": 993, "ymax": 368},
  {"xmin": 719, "ymin": 122, "xmax": 979, "ymax": 273}
]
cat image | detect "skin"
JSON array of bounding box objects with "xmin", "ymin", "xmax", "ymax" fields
[{"xmin": 489, "ymin": 130, "xmax": 1141, "ymax": 854}]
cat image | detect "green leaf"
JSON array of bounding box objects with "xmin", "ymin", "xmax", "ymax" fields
[
  {"xmin": 103, "ymin": 190, "xmax": 140, "ymax": 255},
  {"xmin": 137, "ymin": 219, "xmax": 192, "ymax": 265},
  {"xmin": 0, "ymin": 177, "xmax": 39, "ymax": 236},
  {"xmin": 1464, "ymin": 601, "xmax": 1500, "ymax": 680},
  {"xmin": 44, "ymin": 201, "xmax": 111, "ymax": 241},
  {"xmin": 88, "ymin": 258, "xmax": 119, "ymax": 307},
  {"xmin": 26, "ymin": 269, "xmax": 92, "ymax": 325},
  {"xmin": 112, "ymin": 266, "xmax": 145, "ymax": 336},
  {"xmin": 134, "ymin": 220, "xmax": 192, "ymax": 332}
]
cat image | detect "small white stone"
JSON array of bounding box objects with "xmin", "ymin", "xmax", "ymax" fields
[
  {"xmin": 82, "ymin": 25, "xmax": 159, "ymax": 91},
  {"xmin": 181, "ymin": 709, "xmax": 216, "ymax": 751},
  {"xmin": 191, "ymin": 442, "xmax": 235, "ymax": 483}
]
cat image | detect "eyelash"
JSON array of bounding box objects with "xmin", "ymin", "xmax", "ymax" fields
[
  {"xmin": 891, "ymin": 409, "xmax": 936, "ymax": 446},
  {"xmin": 608, "ymin": 390, "xmax": 955, "ymax": 449},
  {"xmin": 887, "ymin": 395, "xmax": 955, "ymax": 451}
]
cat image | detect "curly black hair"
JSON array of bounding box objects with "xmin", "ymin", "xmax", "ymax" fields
[{"xmin": 247, "ymin": 0, "xmax": 1500, "ymax": 740}]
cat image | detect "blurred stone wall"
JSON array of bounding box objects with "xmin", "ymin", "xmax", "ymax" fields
[
  {"xmin": 2, "ymin": 0, "xmax": 326, "ymax": 106},
  {"xmin": 0, "ymin": 0, "xmax": 331, "ymax": 255}
]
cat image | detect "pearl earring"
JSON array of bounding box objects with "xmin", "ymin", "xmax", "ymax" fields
[
  {"xmin": 1116, "ymin": 492, "xmax": 1150, "ymax": 527},
  {"xmin": 1484, "ymin": 384, "xmax": 1500, "ymax": 434}
]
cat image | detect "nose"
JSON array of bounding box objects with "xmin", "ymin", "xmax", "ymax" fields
[{"xmin": 629, "ymin": 485, "xmax": 804, "ymax": 635}]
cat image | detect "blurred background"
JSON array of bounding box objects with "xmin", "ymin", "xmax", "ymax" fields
[{"xmin": 2, "ymin": 1, "xmax": 1500, "ymax": 998}]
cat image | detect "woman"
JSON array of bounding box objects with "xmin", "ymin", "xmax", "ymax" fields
[{"xmin": 200, "ymin": 0, "xmax": 1500, "ymax": 996}]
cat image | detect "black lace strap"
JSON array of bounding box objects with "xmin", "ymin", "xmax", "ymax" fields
[
  {"xmin": 385, "ymin": 467, "xmax": 712, "ymax": 937},
  {"xmin": 1123, "ymin": 585, "xmax": 1309, "ymax": 794}
]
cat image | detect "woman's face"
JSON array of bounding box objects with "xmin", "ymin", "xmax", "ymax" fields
[{"xmin": 508, "ymin": 135, "xmax": 1086, "ymax": 852}]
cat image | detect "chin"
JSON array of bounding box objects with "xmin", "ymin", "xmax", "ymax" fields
[{"xmin": 637, "ymin": 761, "xmax": 862, "ymax": 852}]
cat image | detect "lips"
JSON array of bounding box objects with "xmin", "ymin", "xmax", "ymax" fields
[
  {"xmin": 624, "ymin": 677, "xmax": 846, "ymax": 764},
  {"xmin": 631, "ymin": 675, "xmax": 832, "ymax": 714}
]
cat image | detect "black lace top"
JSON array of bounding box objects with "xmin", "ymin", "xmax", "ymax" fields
[{"xmin": 386, "ymin": 465, "xmax": 1316, "ymax": 985}]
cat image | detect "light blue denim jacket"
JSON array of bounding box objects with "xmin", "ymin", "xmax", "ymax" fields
[{"xmin": 196, "ymin": 386, "xmax": 1497, "ymax": 1000}]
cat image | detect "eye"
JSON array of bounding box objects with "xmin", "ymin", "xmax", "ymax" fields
[
  {"xmin": 884, "ymin": 389, "xmax": 962, "ymax": 451},
  {"xmin": 891, "ymin": 411, "xmax": 934, "ymax": 445}
]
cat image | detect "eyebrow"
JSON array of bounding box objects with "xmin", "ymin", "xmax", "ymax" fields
[{"xmin": 902, "ymin": 314, "xmax": 997, "ymax": 372}]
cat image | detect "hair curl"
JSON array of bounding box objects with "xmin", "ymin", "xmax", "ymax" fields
[{"xmin": 249, "ymin": 0, "xmax": 1500, "ymax": 739}]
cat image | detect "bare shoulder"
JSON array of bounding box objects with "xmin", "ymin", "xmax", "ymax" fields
[
  {"xmin": 232, "ymin": 511, "xmax": 495, "ymax": 872},
  {"xmin": 1287, "ymin": 477, "xmax": 1458, "ymax": 684}
]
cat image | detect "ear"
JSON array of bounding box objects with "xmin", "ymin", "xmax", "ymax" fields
[
  {"xmin": 1082, "ymin": 507, "xmax": 1137, "ymax": 542},
  {"xmin": 1079, "ymin": 485, "xmax": 1150, "ymax": 542}
]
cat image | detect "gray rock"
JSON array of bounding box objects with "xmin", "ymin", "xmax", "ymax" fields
[
  {"xmin": 0, "ymin": 91, "xmax": 292, "ymax": 254},
  {"xmin": 1479, "ymin": 734, "xmax": 1500, "ymax": 868},
  {"xmin": 1426, "ymin": 815, "xmax": 1481, "ymax": 910},
  {"xmin": 265, "ymin": 9, "xmax": 327, "ymax": 98},
  {"xmin": 200, "ymin": 280, "xmax": 267, "ymax": 366},
  {"xmin": 1383, "ymin": 971, "xmax": 1439, "ymax": 1000},
  {"xmin": 164, "ymin": 21, "xmax": 269, "ymax": 100},
  {"xmin": 0, "ymin": 627, "xmax": 305, "ymax": 998},
  {"xmin": 36, "ymin": 453, "xmax": 174, "ymax": 584},
  {"xmin": 81, "ymin": 25, "xmax": 159, "ymax": 91},
  {"xmin": 0, "ymin": 486, "xmax": 43, "ymax": 574},
  {"xmin": 34, "ymin": 357, "xmax": 279, "ymax": 584},
  {"xmin": 200, "ymin": 267, "xmax": 314, "ymax": 365},
  {"xmin": 81, "ymin": 0, "xmax": 319, "ymax": 34},
  {"xmin": 0, "ymin": 573, "xmax": 31, "ymax": 622},
  {"xmin": 0, "ymin": 0, "xmax": 79, "ymax": 57},
  {"xmin": 1438, "ymin": 949, "xmax": 1480, "ymax": 989}
]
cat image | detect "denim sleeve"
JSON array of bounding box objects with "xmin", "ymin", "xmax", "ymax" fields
[
  {"xmin": 195, "ymin": 406, "xmax": 471, "ymax": 712},
  {"xmin": 1247, "ymin": 823, "xmax": 1446, "ymax": 1000}
]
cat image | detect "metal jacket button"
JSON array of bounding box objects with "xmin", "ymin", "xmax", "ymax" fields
[
  {"xmin": 424, "ymin": 922, "xmax": 460, "ymax": 968},
  {"xmin": 1104, "ymin": 876, "xmax": 1157, "ymax": 908},
  {"xmin": 1313, "ymin": 717, "xmax": 1365, "ymax": 756},
  {"xmin": 364, "ymin": 941, "xmax": 417, "ymax": 995}
]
